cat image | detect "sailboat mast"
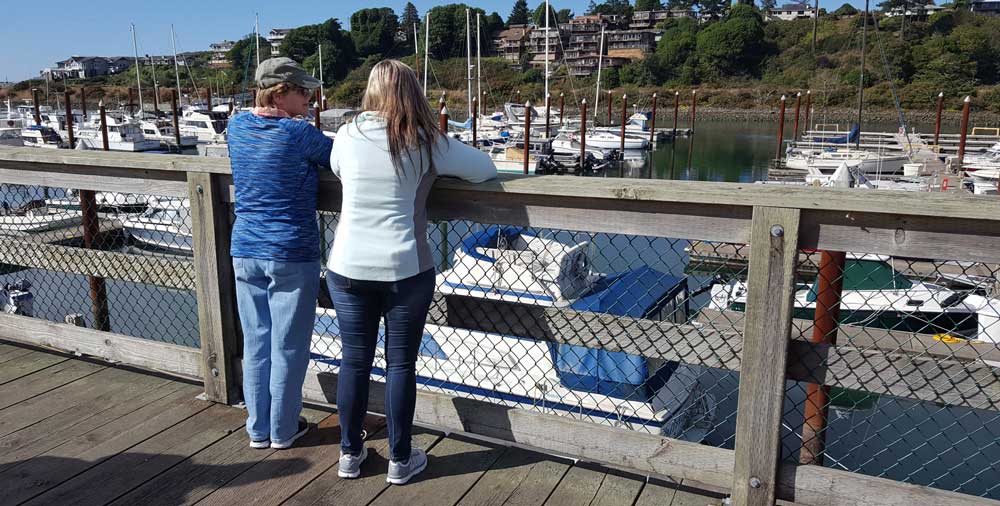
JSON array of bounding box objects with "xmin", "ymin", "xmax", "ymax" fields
[
  {"xmin": 856, "ymin": 0, "xmax": 868, "ymax": 149},
  {"xmin": 255, "ymin": 13, "xmax": 261, "ymax": 69},
  {"xmin": 423, "ymin": 12, "xmax": 430, "ymax": 96},
  {"xmin": 171, "ymin": 25, "xmax": 183, "ymax": 107},
  {"xmin": 466, "ymin": 9, "xmax": 472, "ymax": 119},
  {"xmin": 318, "ymin": 43, "xmax": 324, "ymax": 88},
  {"xmin": 476, "ymin": 13, "xmax": 482, "ymax": 118},
  {"xmin": 544, "ymin": 0, "xmax": 549, "ymax": 102},
  {"xmin": 131, "ymin": 23, "xmax": 144, "ymax": 116},
  {"xmin": 594, "ymin": 25, "xmax": 604, "ymax": 118}
]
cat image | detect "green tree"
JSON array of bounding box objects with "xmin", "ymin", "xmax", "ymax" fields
[
  {"xmin": 426, "ymin": 4, "xmax": 490, "ymax": 59},
  {"xmin": 485, "ymin": 12, "xmax": 506, "ymax": 36},
  {"xmin": 279, "ymin": 19, "xmax": 357, "ymax": 83},
  {"xmin": 758, "ymin": 0, "xmax": 776, "ymax": 12},
  {"xmin": 695, "ymin": 4, "xmax": 766, "ymax": 80},
  {"xmin": 350, "ymin": 8, "xmax": 399, "ymax": 58},
  {"xmin": 227, "ymin": 34, "xmax": 270, "ymax": 73},
  {"xmin": 400, "ymin": 3, "xmax": 421, "ymax": 45},
  {"xmin": 667, "ymin": 0, "xmax": 695, "ymax": 9},
  {"xmin": 556, "ymin": 8, "xmax": 574, "ymax": 22},
  {"xmin": 833, "ymin": 3, "xmax": 859, "ymax": 15},
  {"xmin": 509, "ymin": 0, "xmax": 530, "ymax": 25},
  {"xmin": 532, "ymin": 2, "xmax": 570, "ymax": 25},
  {"xmin": 697, "ymin": 0, "xmax": 731, "ymax": 19},
  {"xmin": 648, "ymin": 17, "xmax": 698, "ymax": 81},
  {"xmin": 586, "ymin": 0, "xmax": 635, "ymax": 17},
  {"xmin": 635, "ymin": 0, "xmax": 665, "ymax": 10}
]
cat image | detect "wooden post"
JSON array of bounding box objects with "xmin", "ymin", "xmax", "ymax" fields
[
  {"xmin": 153, "ymin": 85, "xmax": 160, "ymax": 114},
  {"xmin": 580, "ymin": 99, "xmax": 588, "ymax": 170},
  {"xmin": 472, "ymin": 97, "xmax": 478, "ymax": 147},
  {"xmin": 620, "ymin": 93, "xmax": 627, "ymax": 155},
  {"xmin": 82, "ymin": 100, "xmax": 112, "ymax": 332},
  {"xmin": 31, "ymin": 88, "xmax": 41, "ymax": 126},
  {"xmin": 206, "ymin": 86, "xmax": 212, "ymax": 111},
  {"xmin": 792, "ymin": 92, "xmax": 802, "ymax": 140},
  {"xmin": 99, "ymin": 101, "xmax": 110, "ymax": 151},
  {"xmin": 523, "ymin": 100, "xmax": 531, "ymax": 175},
  {"xmin": 800, "ymin": 250, "xmax": 846, "ymax": 466},
  {"xmin": 171, "ymin": 90, "xmax": 182, "ymax": 149},
  {"xmin": 775, "ymin": 95, "xmax": 787, "ymax": 161},
  {"xmin": 690, "ymin": 90, "xmax": 697, "ymax": 132},
  {"xmin": 438, "ymin": 95, "xmax": 451, "ymax": 271},
  {"xmin": 957, "ymin": 96, "xmax": 971, "ymax": 170},
  {"xmin": 63, "ymin": 91, "xmax": 75, "ymax": 150},
  {"xmin": 649, "ymin": 92, "xmax": 658, "ymax": 146},
  {"xmin": 128, "ymin": 87, "xmax": 135, "ymax": 114},
  {"xmin": 439, "ymin": 95, "xmax": 448, "ymax": 133},
  {"xmin": 731, "ymin": 206, "xmax": 801, "ymax": 506},
  {"xmin": 933, "ymin": 92, "xmax": 944, "ymax": 146},
  {"xmin": 545, "ymin": 93, "xmax": 551, "ymax": 139},
  {"xmin": 80, "ymin": 87, "xmax": 88, "ymax": 121},
  {"xmin": 559, "ymin": 92, "xmax": 565, "ymax": 126},
  {"xmin": 673, "ymin": 91, "xmax": 679, "ymax": 135},
  {"xmin": 189, "ymin": 171, "xmax": 241, "ymax": 404},
  {"xmin": 803, "ymin": 90, "xmax": 811, "ymax": 138},
  {"xmin": 314, "ymin": 89, "xmax": 322, "ymax": 130}
]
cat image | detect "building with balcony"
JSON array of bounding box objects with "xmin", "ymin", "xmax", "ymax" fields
[
  {"xmin": 40, "ymin": 56, "xmax": 134, "ymax": 80},
  {"xmin": 971, "ymin": 0, "xmax": 1000, "ymax": 15},
  {"xmin": 607, "ymin": 30, "xmax": 657, "ymax": 59},
  {"xmin": 629, "ymin": 9, "xmax": 696, "ymax": 29},
  {"xmin": 208, "ymin": 40, "xmax": 236, "ymax": 68},
  {"xmin": 526, "ymin": 26, "xmax": 566, "ymax": 69},
  {"xmin": 268, "ymin": 29, "xmax": 291, "ymax": 56},
  {"xmin": 768, "ymin": 3, "xmax": 817, "ymax": 20},
  {"xmin": 492, "ymin": 24, "xmax": 533, "ymax": 65}
]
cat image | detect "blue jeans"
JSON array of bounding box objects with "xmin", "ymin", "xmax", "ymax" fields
[
  {"xmin": 233, "ymin": 257, "xmax": 320, "ymax": 443},
  {"xmin": 326, "ymin": 268, "xmax": 435, "ymax": 461}
]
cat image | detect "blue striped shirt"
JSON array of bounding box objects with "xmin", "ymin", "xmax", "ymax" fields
[{"xmin": 228, "ymin": 112, "xmax": 332, "ymax": 262}]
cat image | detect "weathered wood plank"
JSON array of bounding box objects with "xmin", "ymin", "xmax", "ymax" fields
[
  {"xmin": 188, "ymin": 171, "xmax": 240, "ymax": 403},
  {"xmin": 633, "ymin": 477, "xmax": 681, "ymax": 506},
  {"xmin": 542, "ymin": 464, "xmax": 606, "ymax": 506},
  {"xmin": 0, "ymin": 358, "xmax": 103, "ymax": 410},
  {"xmin": 455, "ymin": 447, "xmax": 572, "ymax": 506},
  {"xmin": 732, "ymin": 206, "xmax": 801, "ymax": 506},
  {"xmin": 0, "ymin": 239, "xmax": 195, "ymax": 290},
  {"xmin": 669, "ymin": 479, "xmax": 728, "ymax": 506},
  {"xmin": 0, "ymin": 314, "xmax": 203, "ymax": 379},
  {"xmin": 0, "ymin": 165, "xmax": 188, "ymax": 197},
  {"xmin": 0, "ymin": 350, "xmax": 67, "ymax": 384},
  {"xmin": 0, "ymin": 145, "xmax": 231, "ymax": 175},
  {"xmin": 195, "ymin": 412, "xmax": 383, "ymax": 506},
  {"xmin": 0, "ymin": 379, "xmax": 188, "ymax": 474},
  {"xmin": 17, "ymin": 403, "xmax": 239, "ymax": 506},
  {"xmin": 369, "ymin": 435, "xmax": 507, "ymax": 506},
  {"xmin": 0, "ymin": 387, "xmax": 210, "ymax": 504},
  {"xmin": 588, "ymin": 468, "xmax": 646, "ymax": 506},
  {"xmin": 0, "ymin": 344, "xmax": 35, "ymax": 364},
  {"xmin": 280, "ymin": 427, "xmax": 445, "ymax": 506}
]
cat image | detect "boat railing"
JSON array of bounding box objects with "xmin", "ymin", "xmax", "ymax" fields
[{"xmin": 0, "ymin": 146, "xmax": 999, "ymax": 506}]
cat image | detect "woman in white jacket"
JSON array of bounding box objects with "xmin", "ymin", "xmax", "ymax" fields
[{"xmin": 327, "ymin": 59, "xmax": 496, "ymax": 484}]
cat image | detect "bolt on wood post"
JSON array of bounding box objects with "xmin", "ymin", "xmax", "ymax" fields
[
  {"xmin": 800, "ymin": 250, "xmax": 846, "ymax": 466},
  {"xmin": 523, "ymin": 100, "xmax": 531, "ymax": 175},
  {"xmin": 673, "ymin": 91, "xmax": 679, "ymax": 135},
  {"xmin": 803, "ymin": 90, "xmax": 811, "ymax": 137},
  {"xmin": 472, "ymin": 97, "xmax": 478, "ymax": 147},
  {"xmin": 650, "ymin": 93, "xmax": 658, "ymax": 146},
  {"xmin": 580, "ymin": 99, "xmax": 588, "ymax": 170},
  {"xmin": 171, "ymin": 90, "xmax": 182, "ymax": 148},
  {"xmin": 793, "ymin": 92, "xmax": 802, "ymax": 141},
  {"xmin": 559, "ymin": 92, "xmax": 564, "ymax": 126},
  {"xmin": 63, "ymin": 91, "xmax": 75, "ymax": 150},
  {"xmin": 620, "ymin": 94, "xmax": 627, "ymax": 155},
  {"xmin": 689, "ymin": 90, "xmax": 697, "ymax": 132},
  {"xmin": 31, "ymin": 88, "xmax": 41, "ymax": 125},
  {"xmin": 731, "ymin": 206, "xmax": 801, "ymax": 506},
  {"xmin": 933, "ymin": 92, "xmax": 944, "ymax": 146},
  {"xmin": 775, "ymin": 95, "xmax": 787, "ymax": 161},
  {"xmin": 545, "ymin": 93, "xmax": 551, "ymax": 139},
  {"xmin": 957, "ymin": 96, "xmax": 971, "ymax": 171}
]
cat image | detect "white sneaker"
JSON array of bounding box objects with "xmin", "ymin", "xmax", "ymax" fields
[
  {"xmin": 249, "ymin": 439, "xmax": 270, "ymax": 449},
  {"xmin": 386, "ymin": 448, "xmax": 427, "ymax": 485},
  {"xmin": 338, "ymin": 446, "xmax": 368, "ymax": 478},
  {"xmin": 270, "ymin": 417, "xmax": 309, "ymax": 450}
]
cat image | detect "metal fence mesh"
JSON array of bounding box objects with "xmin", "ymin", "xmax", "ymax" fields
[{"xmin": 0, "ymin": 183, "xmax": 199, "ymax": 347}]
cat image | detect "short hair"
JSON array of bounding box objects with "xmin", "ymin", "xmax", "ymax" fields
[{"xmin": 255, "ymin": 83, "xmax": 307, "ymax": 108}]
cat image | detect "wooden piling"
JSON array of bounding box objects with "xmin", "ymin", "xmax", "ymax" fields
[
  {"xmin": 171, "ymin": 90, "xmax": 182, "ymax": 149},
  {"xmin": 689, "ymin": 90, "xmax": 697, "ymax": 131},
  {"xmin": 80, "ymin": 87, "xmax": 88, "ymax": 121},
  {"xmin": 559, "ymin": 92, "xmax": 564, "ymax": 125},
  {"xmin": 314, "ymin": 89, "xmax": 322, "ymax": 130},
  {"xmin": 545, "ymin": 93, "xmax": 551, "ymax": 139},
  {"xmin": 799, "ymin": 250, "xmax": 846, "ymax": 466},
  {"xmin": 206, "ymin": 87, "xmax": 212, "ymax": 112},
  {"xmin": 793, "ymin": 92, "xmax": 802, "ymax": 140},
  {"xmin": 957, "ymin": 96, "xmax": 971, "ymax": 170},
  {"xmin": 439, "ymin": 95, "xmax": 448, "ymax": 133},
  {"xmin": 84, "ymin": 100, "xmax": 112, "ymax": 332},
  {"xmin": 98, "ymin": 101, "xmax": 110, "ymax": 150},
  {"xmin": 153, "ymin": 85, "xmax": 160, "ymax": 114},
  {"xmin": 775, "ymin": 95, "xmax": 787, "ymax": 161},
  {"xmin": 650, "ymin": 93, "xmax": 658, "ymax": 146},
  {"xmin": 472, "ymin": 97, "xmax": 478, "ymax": 147},
  {"xmin": 31, "ymin": 88, "xmax": 41, "ymax": 126},
  {"xmin": 63, "ymin": 91, "xmax": 75, "ymax": 150},
  {"xmin": 803, "ymin": 90, "xmax": 811, "ymax": 136},
  {"xmin": 933, "ymin": 92, "xmax": 944, "ymax": 147},
  {"xmin": 620, "ymin": 94, "xmax": 627, "ymax": 155},
  {"xmin": 580, "ymin": 99, "xmax": 588, "ymax": 170},
  {"xmin": 607, "ymin": 90, "xmax": 612, "ymax": 126},
  {"xmin": 128, "ymin": 87, "xmax": 135, "ymax": 114},
  {"xmin": 523, "ymin": 100, "xmax": 531, "ymax": 175},
  {"xmin": 673, "ymin": 91, "xmax": 679, "ymax": 135}
]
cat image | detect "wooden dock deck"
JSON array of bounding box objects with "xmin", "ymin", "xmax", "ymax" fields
[{"xmin": 0, "ymin": 341, "xmax": 728, "ymax": 506}]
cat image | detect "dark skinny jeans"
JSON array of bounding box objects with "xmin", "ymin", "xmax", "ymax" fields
[{"xmin": 326, "ymin": 268, "xmax": 435, "ymax": 462}]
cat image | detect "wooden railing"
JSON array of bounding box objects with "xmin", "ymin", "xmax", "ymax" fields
[{"xmin": 1, "ymin": 146, "xmax": 999, "ymax": 506}]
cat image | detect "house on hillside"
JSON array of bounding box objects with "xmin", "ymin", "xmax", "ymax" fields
[
  {"xmin": 607, "ymin": 30, "xmax": 657, "ymax": 60},
  {"xmin": 768, "ymin": 3, "xmax": 817, "ymax": 20},
  {"xmin": 885, "ymin": 3, "xmax": 947, "ymax": 18},
  {"xmin": 209, "ymin": 40, "xmax": 236, "ymax": 68},
  {"xmin": 971, "ymin": 0, "xmax": 1000, "ymax": 15},
  {"xmin": 629, "ymin": 9, "xmax": 695, "ymax": 29},
  {"xmin": 268, "ymin": 29, "xmax": 291, "ymax": 56},
  {"xmin": 40, "ymin": 56, "xmax": 134, "ymax": 80},
  {"xmin": 493, "ymin": 24, "xmax": 533, "ymax": 65}
]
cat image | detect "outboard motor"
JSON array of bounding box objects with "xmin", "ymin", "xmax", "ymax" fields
[{"xmin": 2, "ymin": 280, "xmax": 34, "ymax": 316}]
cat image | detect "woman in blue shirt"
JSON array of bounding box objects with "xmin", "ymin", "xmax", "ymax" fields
[{"xmin": 228, "ymin": 57, "xmax": 331, "ymax": 450}]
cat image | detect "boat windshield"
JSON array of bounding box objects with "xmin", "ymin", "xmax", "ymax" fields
[{"xmin": 807, "ymin": 259, "xmax": 912, "ymax": 301}]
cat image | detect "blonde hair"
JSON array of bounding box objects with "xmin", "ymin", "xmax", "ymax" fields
[
  {"xmin": 255, "ymin": 83, "xmax": 307, "ymax": 108},
  {"xmin": 361, "ymin": 60, "xmax": 443, "ymax": 176}
]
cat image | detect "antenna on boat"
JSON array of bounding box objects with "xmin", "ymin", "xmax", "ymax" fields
[
  {"xmin": 130, "ymin": 23, "xmax": 144, "ymax": 117},
  {"xmin": 544, "ymin": 0, "xmax": 550, "ymax": 103},
  {"xmin": 466, "ymin": 9, "xmax": 472, "ymax": 120}
]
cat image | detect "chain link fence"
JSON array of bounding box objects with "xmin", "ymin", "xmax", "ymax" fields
[{"xmin": 0, "ymin": 183, "xmax": 199, "ymax": 347}]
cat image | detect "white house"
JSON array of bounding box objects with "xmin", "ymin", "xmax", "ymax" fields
[
  {"xmin": 971, "ymin": 0, "xmax": 1000, "ymax": 15},
  {"xmin": 769, "ymin": 3, "xmax": 817, "ymax": 21},
  {"xmin": 885, "ymin": 3, "xmax": 947, "ymax": 18},
  {"xmin": 268, "ymin": 29, "xmax": 291, "ymax": 56}
]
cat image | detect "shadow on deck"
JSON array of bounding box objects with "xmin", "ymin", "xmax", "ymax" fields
[{"xmin": 0, "ymin": 341, "xmax": 728, "ymax": 506}]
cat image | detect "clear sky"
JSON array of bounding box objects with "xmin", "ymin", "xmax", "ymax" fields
[{"xmin": 0, "ymin": 0, "xmax": 863, "ymax": 82}]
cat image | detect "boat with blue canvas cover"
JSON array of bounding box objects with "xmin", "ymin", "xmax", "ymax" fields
[{"xmin": 311, "ymin": 227, "xmax": 716, "ymax": 440}]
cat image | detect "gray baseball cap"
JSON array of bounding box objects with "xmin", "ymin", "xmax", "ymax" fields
[{"xmin": 255, "ymin": 57, "xmax": 322, "ymax": 90}]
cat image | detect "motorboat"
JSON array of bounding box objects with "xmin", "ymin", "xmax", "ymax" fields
[
  {"xmin": 785, "ymin": 147, "xmax": 909, "ymax": 175},
  {"xmin": 962, "ymin": 142, "xmax": 1000, "ymax": 172},
  {"xmin": 75, "ymin": 114, "xmax": 162, "ymax": 152},
  {"xmin": 708, "ymin": 254, "xmax": 1000, "ymax": 344},
  {"xmin": 968, "ymin": 168, "xmax": 998, "ymax": 195},
  {"xmin": 179, "ymin": 108, "xmax": 228, "ymax": 143},
  {"xmin": 0, "ymin": 200, "xmax": 82, "ymax": 234},
  {"xmin": 139, "ymin": 119, "xmax": 198, "ymax": 149},
  {"xmin": 21, "ymin": 125, "xmax": 64, "ymax": 149},
  {"xmin": 579, "ymin": 130, "xmax": 649, "ymax": 150},
  {"xmin": 0, "ymin": 127, "xmax": 22, "ymax": 147},
  {"xmin": 122, "ymin": 197, "xmax": 192, "ymax": 254}
]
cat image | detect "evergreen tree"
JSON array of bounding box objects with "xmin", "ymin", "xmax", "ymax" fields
[
  {"xmin": 400, "ymin": 3, "xmax": 421, "ymax": 44},
  {"xmin": 586, "ymin": 0, "xmax": 635, "ymax": 17},
  {"xmin": 350, "ymin": 8, "xmax": 399, "ymax": 58},
  {"xmin": 635, "ymin": 0, "xmax": 665, "ymax": 10},
  {"xmin": 509, "ymin": 0, "xmax": 531, "ymax": 25},
  {"xmin": 758, "ymin": 0, "xmax": 777, "ymax": 12}
]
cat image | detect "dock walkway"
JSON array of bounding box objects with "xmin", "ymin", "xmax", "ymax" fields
[{"xmin": 0, "ymin": 341, "xmax": 726, "ymax": 506}]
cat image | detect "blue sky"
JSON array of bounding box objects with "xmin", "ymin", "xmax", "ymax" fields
[{"xmin": 0, "ymin": 0, "xmax": 863, "ymax": 82}]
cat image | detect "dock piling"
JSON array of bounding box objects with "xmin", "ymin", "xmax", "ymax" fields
[
  {"xmin": 650, "ymin": 93, "xmax": 657, "ymax": 146},
  {"xmin": 99, "ymin": 101, "xmax": 110, "ymax": 150},
  {"xmin": 793, "ymin": 92, "xmax": 802, "ymax": 140},
  {"xmin": 620, "ymin": 94, "xmax": 627, "ymax": 155},
  {"xmin": 171, "ymin": 90, "xmax": 182, "ymax": 149},
  {"xmin": 957, "ymin": 96, "xmax": 971, "ymax": 171},
  {"xmin": 559, "ymin": 92, "xmax": 564, "ymax": 126},
  {"xmin": 63, "ymin": 91, "xmax": 75, "ymax": 150},
  {"xmin": 673, "ymin": 91, "xmax": 679, "ymax": 136},
  {"xmin": 80, "ymin": 87, "xmax": 88, "ymax": 121},
  {"xmin": 607, "ymin": 90, "xmax": 612, "ymax": 126},
  {"xmin": 580, "ymin": 99, "xmax": 588, "ymax": 170},
  {"xmin": 31, "ymin": 88, "xmax": 41, "ymax": 126},
  {"xmin": 545, "ymin": 93, "xmax": 551, "ymax": 139},
  {"xmin": 523, "ymin": 100, "xmax": 531, "ymax": 175},
  {"xmin": 314, "ymin": 89, "xmax": 322, "ymax": 130},
  {"xmin": 153, "ymin": 85, "xmax": 160, "ymax": 114},
  {"xmin": 775, "ymin": 95, "xmax": 787, "ymax": 161},
  {"xmin": 689, "ymin": 90, "xmax": 697, "ymax": 132},
  {"xmin": 83, "ymin": 100, "xmax": 112, "ymax": 331},
  {"xmin": 439, "ymin": 95, "xmax": 448, "ymax": 133},
  {"xmin": 128, "ymin": 87, "xmax": 135, "ymax": 114},
  {"xmin": 803, "ymin": 90, "xmax": 811, "ymax": 135},
  {"xmin": 933, "ymin": 92, "xmax": 944, "ymax": 147},
  {"xmin": 472, "ymin": 97, "xmax": 478, "ymax": 147}
]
